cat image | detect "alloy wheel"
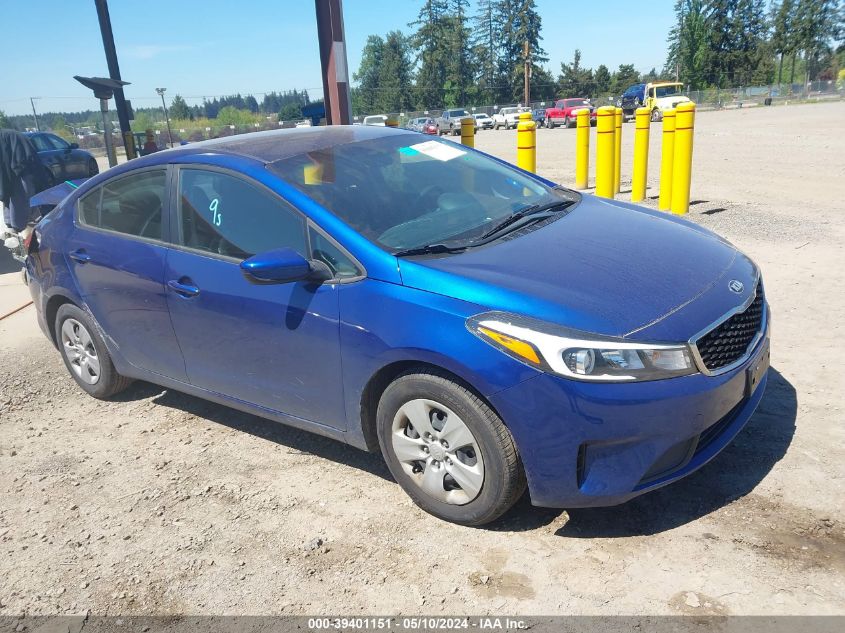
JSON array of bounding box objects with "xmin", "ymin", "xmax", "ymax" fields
[
  {"xmin": 391, "ymin": 398, "xmax": 485, "ymax": 505},
  {"xmin": 60, "ymin": 318, "xmax": 100, "ymax": 385}
]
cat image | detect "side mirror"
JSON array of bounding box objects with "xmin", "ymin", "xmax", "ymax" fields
[
  {"xmin": 69, "ymin": 143, "xmax": 79, "ymax": 150},
  {"xmin": 240, "ymin": 248, "xmax": 332, "ymax": 284}
]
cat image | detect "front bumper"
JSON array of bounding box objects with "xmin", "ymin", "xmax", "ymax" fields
[{"xmin": 489, "ymin": 326, "xmax": 770, "ymax": 508}]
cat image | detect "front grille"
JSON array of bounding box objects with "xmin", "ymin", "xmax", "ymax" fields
[{"xmin": 695, "ymin": 283, "xmax": 764, "ymax": 371}]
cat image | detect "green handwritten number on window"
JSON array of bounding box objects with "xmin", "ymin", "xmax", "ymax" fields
[{"xmin": 209, "ymin": 198, "xmax": 222, "ymax": 227}]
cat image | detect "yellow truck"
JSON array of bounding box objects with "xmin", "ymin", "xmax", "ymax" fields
[{"xmin": 619, "ymin": 81, "xmax": 691, "ymax": 121}]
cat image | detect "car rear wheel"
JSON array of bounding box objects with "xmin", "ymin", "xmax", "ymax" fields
[
  {"xmin": 55, "ymin": 304, "xmax": 132, "ymax": 399},
  {"xmin": 377, "ymin": 368, "xmax": 526, "ymax": 526},
  {"xmin": 88, "ymin": 158, "xmax": 99, "ymax": 177},
  {"xmin": 564, "ymin": 115, "xmax": 573, "ymax": 128}
]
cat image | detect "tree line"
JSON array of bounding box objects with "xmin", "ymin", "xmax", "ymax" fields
[
  {"xmin": 666, "ymin": 0, "xmax": 843, "ymax": 89},
  {"xmin": 352, "ymin": 0, "xmax": 843, "ymax": 115},
  {"xmin": 1, "ymin": 89, "xmax": 314, "ymax": 136}
]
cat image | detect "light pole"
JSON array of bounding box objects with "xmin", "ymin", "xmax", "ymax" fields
[
  {"xmin": 30, "ymin": 97, "xmax": 40, "ymax": 131},
  {"xmin": 156, "ymin": 87, "xmax": 173, "ymax": 148},
  {"xmin": 74, "ymin": 76, "xmax": 129, "ymax": 168}
]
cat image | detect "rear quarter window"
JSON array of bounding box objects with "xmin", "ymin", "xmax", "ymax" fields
[{"xmin": 77, "ymin": 191, "xmax": 100, "ymax": 226}]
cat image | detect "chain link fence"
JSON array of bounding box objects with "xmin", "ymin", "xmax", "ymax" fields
[
  {"xmin": 352, "ymin": 80, "xmax": 844, "ymax": 127},
  {"xmin": 79, "ymin": 79, "xmax": 844, "ymax": 155}
]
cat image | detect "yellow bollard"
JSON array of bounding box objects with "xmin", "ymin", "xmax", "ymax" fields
[
  {"xmin": 385, "ymin": 116, "xmax": 399, "ymax": 128},
  {"xmin": 613, "ymin": 107, "xmax": 623, "ymax": 193},
  {"xmin": 460, "ymin": 117, "xmax": 475, "ymax": 148},
  {"xmin": 574, "ymin": 108, "xmax": 590, "ymax": 190},
  {"xmin": 516, "ymin": 111, "xmax": 536, "ymax": 173},
  {"xmin": 595, "ymin": 106, "xmax": 616, "ymax": 199},
  {"xmin": 658, "ymin": 109, "xmax": 676, "ymax": 211},
  {"xmin": 631, "ymin": 106, "xmax": 651, "ymax": 203},
  {"xmin": 670, "ymin": 102, "xmax": 696, "ymax": 215}
]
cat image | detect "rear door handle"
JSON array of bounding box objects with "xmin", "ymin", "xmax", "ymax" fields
[
  {"xmin": 167, "ymin": 279, "xmax": 200, "ymax": 297},
  {"xmin": 69, "ymin": 249, "xmax": 91, "ymax": 264}
]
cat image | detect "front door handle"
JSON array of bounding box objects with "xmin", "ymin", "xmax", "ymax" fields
[
  {"xmin": 69, "ymin": 249, "xmax": 91, "ymax": 264},
  {"xmin": 167, "ymin": 279, "xmax": 200, "ymax": 298}
]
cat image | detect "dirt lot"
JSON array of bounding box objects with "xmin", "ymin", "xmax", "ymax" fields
[{"xmin": 1, "ymin": 101, "xmax": 843, "ymax": 617}]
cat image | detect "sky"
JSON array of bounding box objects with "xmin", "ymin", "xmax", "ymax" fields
[{"xmin": 1, "ymin": 0, "xmax": 675, "ymax": 116}]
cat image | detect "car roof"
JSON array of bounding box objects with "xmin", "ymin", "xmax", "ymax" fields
[{"xmin": 128, "ymin": 126, "xmax": 415, "ymax": 167}]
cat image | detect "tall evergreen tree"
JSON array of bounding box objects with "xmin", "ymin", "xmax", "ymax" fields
[
  {"xmin": 409, "ymin": 0, "xmax": 450, "ymax": 109},
  {"xmin": 376, "ymin": 31, "xmax": 414, "ymax": 113},
  {"xmin": 353, "ymin": 35, "xmax": 385, "ymax": 114},
  {"xmin": 594, "ymin": 64, "xmax": 612, "ymax": 95},
  {"xmin": 169, "ymin": 95, "xmax": 191, "ymax": 120},
  {"xmin": 558, "ymin": 50, "xmax": 595, "ymax": 97},
  {"xmin": 665, "ymin": 0, "xmax": 710, "ymax": 88},
  {"xmin": 444, "ymin": 0, "xmax": 474, "ymax": 107},
  {"xmin": 496, "ymin": 0, "xmax": 547, "ymax": 102},
  {"xmin": 472, "ymin": 0, "xmax": 500, "ymax": 103},
  {"xmin": 772, "ymin": 0, "xmax": 797, "ymax": 85}
]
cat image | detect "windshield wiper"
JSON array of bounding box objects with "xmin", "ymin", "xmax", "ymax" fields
[
  {"xmin": 477, "ymin": 199, "xmax": 575, "ymax": 241},
  {"xmin": 393, "ymin": 243, "xmax": 468, "ymax": 257}
]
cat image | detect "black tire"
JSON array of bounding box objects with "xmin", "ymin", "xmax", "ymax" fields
[
  {"xmin": 651, "ymin": 108, "xmax": 661, "ymax": 122},
  {"xmin": 88, "ymin": 158, "xmax": 99, "ymax": 177},
  {"xmin": 546, "ymin": 117, "xmax": 555, "ymax": 129},
  {"xmin": 376, "ymin": 368, "xmax": 526, "ymax": 526},
  {"xmin": 564, "ymin": 115, "xmax": 572, "ymax": 128},
  {"xmin": 54, "ymin": 303, "xmax": 132, "ymax": 399}
]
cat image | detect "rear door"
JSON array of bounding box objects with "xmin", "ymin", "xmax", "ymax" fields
[
  {"xmin": 65, "ymin": 167, "xmax": 188, "ymax": 381},
  {"xmin": 164, "ymin": 166, "xmax": 350, "ymax": 429}
]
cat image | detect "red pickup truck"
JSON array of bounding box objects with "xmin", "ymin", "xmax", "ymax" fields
[{"xmin": 544, "ymin": 98, "xmax": 597, "ymax": 128}]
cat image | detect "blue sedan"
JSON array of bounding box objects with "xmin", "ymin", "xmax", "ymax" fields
[{"xmin": 24, "ymin": 126, "xmax": 769, "ymax": 525}]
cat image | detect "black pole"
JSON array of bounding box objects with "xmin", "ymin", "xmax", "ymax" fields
[{"xmin": 94, "ymin": 0, "xmax": 133, "ymax": 157}]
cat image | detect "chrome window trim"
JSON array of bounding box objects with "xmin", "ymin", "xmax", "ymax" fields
[{"xmin": 687, "ymin": 272, "xmax": 766, "ymax": 377}]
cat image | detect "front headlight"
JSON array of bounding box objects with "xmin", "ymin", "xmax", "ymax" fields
[{"xmin": 467, "ymin": 312, "xmax": 697, "ymax": 382}]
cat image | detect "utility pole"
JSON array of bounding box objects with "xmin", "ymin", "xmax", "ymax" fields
[
  {"xmin": 523, "ymin": 41, "xmax": 531, "ymax": 106},
  {"xmin": 156, "ymin": 88, "xmax": 173, "ymax": 148},
  {"xmin": 30, "ymin": 98, "xmax": 40, "ymax": 131}
]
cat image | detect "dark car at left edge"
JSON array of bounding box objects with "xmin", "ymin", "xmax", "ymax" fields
[{"xmin": 26, "ymin": 132, "xmax": 99, "ymax": 185}]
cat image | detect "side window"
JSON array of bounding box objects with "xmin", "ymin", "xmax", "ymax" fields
[
  {"xmin": 77, "ymin": 190, "xmax": 101, "ymax": 226},
  {"xmin": 47, "ymin": 134, "xmax": 70, "ymax": 150},
  {"xmin": 309, "ymin": 227, "xmax": 361, "ymax": 280},
  {"xmin": 29, "ymin": 135, "xmax": 51, "ymax": 152},
  {"xmin": 178, "ymin": 169, "xmax": 306, "ymax": 260},
  {"xmin": 78, "ymin": 170, "xmax": 166, "ymax": 240}
]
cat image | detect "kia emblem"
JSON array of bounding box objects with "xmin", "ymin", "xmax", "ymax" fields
[{"xmin": 729, "ymin": 280, "xmax": 744, "ymax": 293}]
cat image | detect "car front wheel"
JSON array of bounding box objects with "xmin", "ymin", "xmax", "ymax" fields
[
  {"xmin": 55, "ymin": 304, "xmax": 132, "ymax": 399},
  {"xmin": 377, "ymin": 368, "xmax": 526, "ymax": 526},
  {"xmin": 546, "ymin": 117, "xmax": 555, "ymax": 129}
]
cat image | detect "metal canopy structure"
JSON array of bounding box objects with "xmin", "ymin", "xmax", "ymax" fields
[
  {"xmin": 93, "ymin": 0, "xmax": 352, "ymax": 149},
  {"xmin": 315, "ymin": 0, "xmax": 352, "ymax": 125}
]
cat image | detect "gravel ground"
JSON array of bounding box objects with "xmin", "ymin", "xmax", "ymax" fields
[{"xmin": 0, "ymin": 101, "xmax": 843, "ymax": 618}]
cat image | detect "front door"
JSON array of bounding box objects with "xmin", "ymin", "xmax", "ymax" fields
[
  {"xmin": 66, "ymin": 167, "xmax": 188, "ymax": 381},
  {"xmin": 164, "ymin": 166, "xmax": 347, "ymax": 430}
]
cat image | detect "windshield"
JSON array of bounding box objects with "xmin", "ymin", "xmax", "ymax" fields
[
  {"xmin": 269, "ymin": 134, "xmax": 569, "ymax": 253},
  {"xmin": 564, "ymin": 99, "xmax": 589, "ymax": 108},
  {"xmin": 448, "ymin": 109, "xmax": 468, "ymax": 117},
  {"xmin": 653, "ymin": 85, "xmax": 683, "ymax": 98}
]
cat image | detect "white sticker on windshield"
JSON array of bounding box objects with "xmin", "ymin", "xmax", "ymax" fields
[{"xmin": 408, "ymin": 140, "xmax": 466, "ymax": 162}]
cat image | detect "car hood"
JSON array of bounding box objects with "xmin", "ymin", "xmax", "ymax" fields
[{"xmin": 397, "ymin": 196, "xmax": 753, "ymax": 340}]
